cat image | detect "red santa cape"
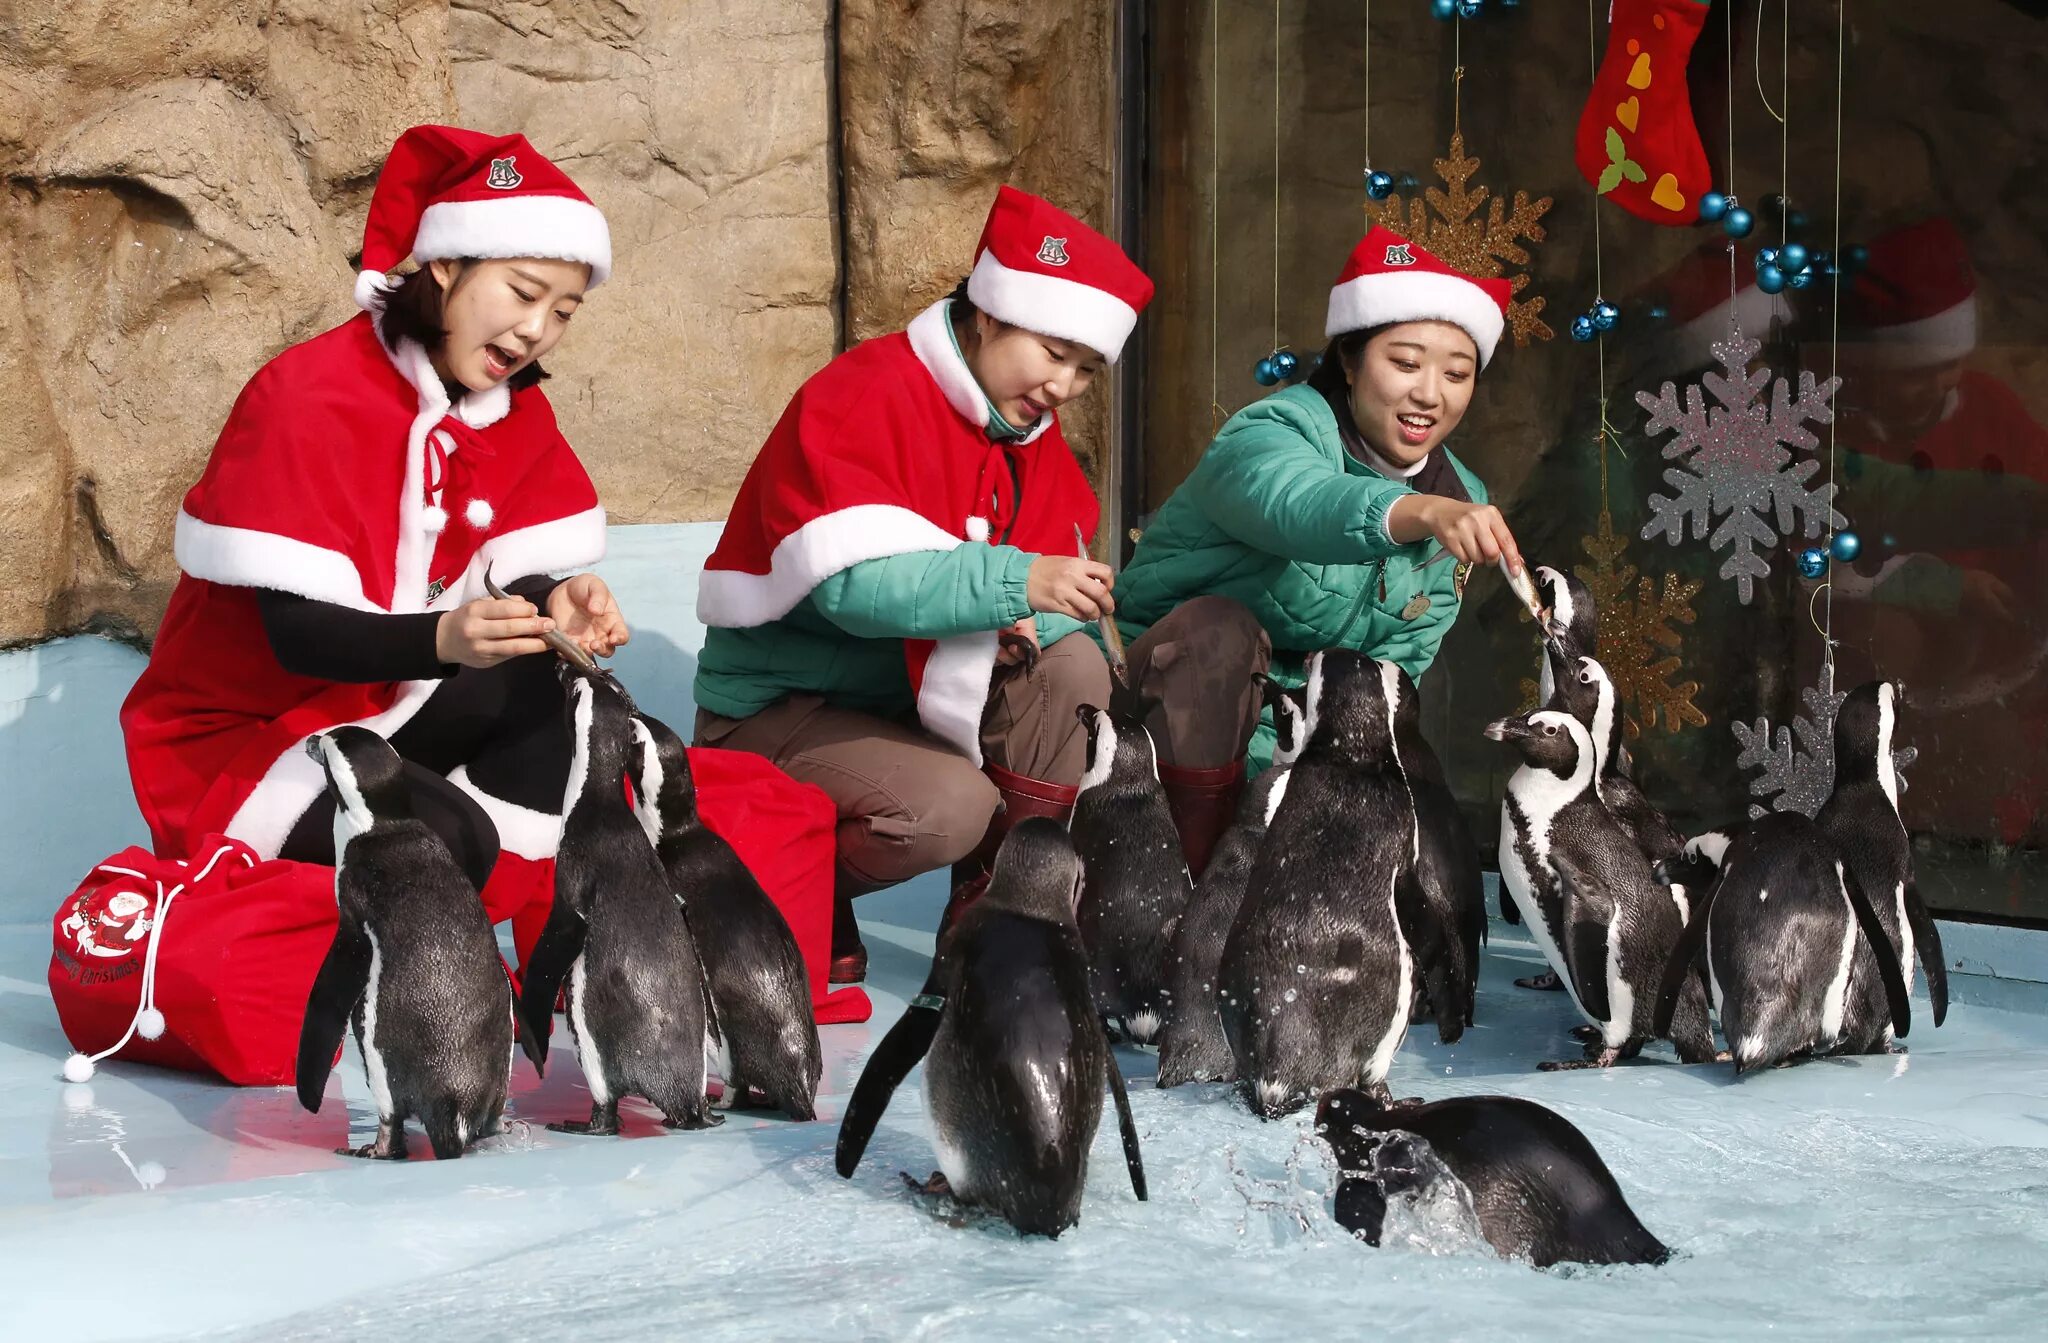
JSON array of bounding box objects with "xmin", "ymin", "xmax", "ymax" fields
[
  {"xmin": 121, "ymin": 312, "xmax": 606, "ymax": 861},
  {"xmin": 696, "ymin": 300, "xmax": 1102, "ymax": 763}
]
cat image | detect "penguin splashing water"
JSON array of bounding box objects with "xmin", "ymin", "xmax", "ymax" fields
[
  {"xmin": 834, "ymin": 819, "xmax": 1146, "ymax": 1239},
  {"xmin": 296, "ymin": 727, "xmax": 513, "ymax": 1160},
  {"xmin": 517, "ymin": 664, "xmax": 721, "ymax": 1135}
]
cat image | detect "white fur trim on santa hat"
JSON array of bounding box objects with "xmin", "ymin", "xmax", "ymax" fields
[
  {"xmin": 698, "ymin": 504, "xmax": 969, "ymax": 629},
  {"xmin": 465, "ymin": 498, "xmax": 495, "ymax": 530},
  {"xmin": 413, "ymin": 194, "xmax": 613, "ymax": 287},
  {"xmin": 916, "ymin": 631, "xmax": 1001, "ymax": 766},
  {"xmin": 448, "ymin": 765, "xmax": 563, "ymax": 860},
  {"xmin": 174, "ymin": 511, "xmax": 378, "ymax": 611},
  {"xmin": 966, "ymin": 248, "xmax": 1138, "ymax": 364},
  {"xmin": 1325, "ymin": 269, "xmax": 1505, "ymax": 367},
  {"xmin": 1846, "ymin": 294, "xmax": 1977, "ymax": 369},
  {"xmin": 355, "ymin": 269, "xmax": 400, "ymax": 313},
  {"xmin": 905, "ymin": 301, "xmax": 1054, "ymax": 445}
]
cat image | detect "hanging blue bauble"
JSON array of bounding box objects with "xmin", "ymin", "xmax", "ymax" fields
[
  {"xmin": 1842, "ymin": 243, "xmax": 1870, "ymax": 272},
  {"xmin": 1456, "ymin": 0, "xmax": 1483, "ymax": 15},
  {"xmin": 1698, "ymin": 191, "xmax": 1730, "ymax": 222},
  {"xmin": 1570, "ymin": 315, "xmax": 1597, "ymax": 342},
  {"xmin": 1756, "ymin": 264, "xmax": 1787, "ymax": 295},
  {"xmin": 1778, "ymin": 242, "xmax": 1810, "ymax": 274},
  {"xmin": 1786, "ymin": 209, "xmax": 1809, "ymax": 236},
  {"xmin": 1271, "ymin": 350, "xmax": 1299, "ymax": 380},
  {"xmin": 1757, "ymin": 246, "xmax": 1779, "ymax": 271},
  {"xmin": 1432, "ymin": 0, "xmax": 1457, "ymax": 17},
  {"xmin": 1787, "ymin": 267, "xmax": 1815, "ymax": 290},
  {"xmin": 1592, "ymin": 300, "xmax": 1620, "ymax": 331},
  {"xmin": 1366, "ymin": 170, "xmax": 1396, "ymax": 200},
  {"xmin": 1796, "ymin": 547, "xmax": 1829, "ymax": 579},
  {"xmin": 1254, "ymin": 357, "xmax": 1279, "ymax": 386},
  {"xmin": 1829, "ymin": 530, "xmax": 1861, "ymax": 562},
  {"xmin": 1723, "ymin": 207, "xmax": 1756, "ymax": 239}
]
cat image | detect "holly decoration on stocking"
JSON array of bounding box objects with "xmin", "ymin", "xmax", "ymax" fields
[{"xmin": 1575, "ymin": 0, "xmax": 1712, "ymax": 226}]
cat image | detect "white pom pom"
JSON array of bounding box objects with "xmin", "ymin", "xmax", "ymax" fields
[
  {"xmin": 136, "ymin": 1007, "xmax": 166, "ymax": 1041},
  {"xmin": 464, "ymin": 498, "xmax": 494, "ymax": 530},
  {"xmin": 965, "ymin": 516, "xmax": 990, "ymax": 543},
  {"xmin": 354, "ymin": 268, "xmax": 397, "ymax": 312},
  {"xmin": 421, "ymin": 505, "xmax": 448, "ymax": 534},
  {"xmin": 63, "ymin": 1053, "xmax": 96, "ymax": 1083}
]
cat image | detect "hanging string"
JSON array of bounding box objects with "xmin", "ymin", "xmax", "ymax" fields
[
  {"xmin": 1814, "ymin": 0, "xmax": 1848, "ymax": 660},
  {"xmin": 1273, "ymin": 0, "xmax": 1282, "ymax": 352},
  {"xmin": 1753, "ymin": 0, "xmax": 1786, "ymax": 124},
  {"xmin": 1587, "ymin": 0, "xmax": 1615, "ymax": 492},
  {"xmin": 1211, "ymin": 0, "xmax": 1221, "ymax": 428},
  {"xmin": 1453, "ymin": 9, "xmax": 1463, "ymax": 135},
  {"xmin": 1363, "ymin": 0, "xmax": 1372, "ymax": 168},
  {"xmin": 1724, "ymin": 0, "xmax": 1739, "ymax": 313}
]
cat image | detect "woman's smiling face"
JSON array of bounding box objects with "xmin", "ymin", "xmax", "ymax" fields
[
  {"xmin": 964, "ymin": 310, "xmax": 1105, "ymax": 425},
  {"xmin": 428, "ymin": 257, "xmax": 590, "ymax": 392},
  {"xmin": 1344, "ymin": 320, "xmax": 1478, "ymax": 466}
]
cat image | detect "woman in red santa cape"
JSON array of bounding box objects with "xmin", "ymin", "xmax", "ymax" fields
[
  {"xmin": 695, "ymin": 186, "xmax": 1155, "ymax": 983},
  {"xmin": 121, "ymin": 124, "xmax": 624, "ymax": 902}
]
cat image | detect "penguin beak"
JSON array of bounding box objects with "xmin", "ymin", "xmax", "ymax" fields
[
  {"xmin": 1484, "ymin": 716, "xmax": 1530, "ymax": 743},
  {"xmin": 303, "ymin": 736, "xmax": 324, "ymax": 765}
]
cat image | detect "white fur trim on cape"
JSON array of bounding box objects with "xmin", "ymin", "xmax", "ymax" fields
[
  {"xmin": 696, "ymin": 503, "xmax": 972, "ymax": 628},
  {"xmin": 906, "ymin": 300, "xmax": 1054, "ymax": 445},
  {"xmin": 1325, "ymin": 269, "xmax": 1506, "ymax": 367},
  {"xmin": 1846, "ymin": 293, "xmax": 1977, "ymax": 368},
  {"xmin": 965, "ymin": 248, "xmax": 1138, "ymax": 364},
  {"xmin": 413, "ymin": 194, "xmax": 613, "ymax": 287},
  {"xmin": 174, "ymin": 511, "xmax": 377, "ymax": 611},
  {"xmin": 917, "ymin": 631, "xmax": 1001, "ymax": 767},
  {"xmin": 448, "ymin": 765, "xmax": 563, "ymax": 861},
  {"xmin": 478, "ymin": 505, "xmax": 607, "ymax": 585},
  {"xmin": 224, "ymin": 680, "xmax": 441, "ymax": 859}
]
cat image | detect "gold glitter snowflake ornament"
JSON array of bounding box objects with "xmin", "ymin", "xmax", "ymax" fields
[
  {"xmin": 1363, "ymin": 131, "xmax": 1554, "ymax": 345},
  {"xmin": 1576, "ymin": 508, "xmax": 1706, "ymax": 737}
]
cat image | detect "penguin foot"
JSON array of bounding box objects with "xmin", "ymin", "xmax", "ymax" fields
[
  {"xmin": 343, "ymin": 1119, "xmax": 408, "ymax": 1160},
  {"xmin": 1516, "ymin": 972, "xmax": 1566, "ymax": 992},
  {"xmin": 1538, "ymin": 1047, "xmax": 1623, "ymax": 1071},
  {"xmin": 1569, "ymin": 1024, "xmax": 1601, "ymax": 1044},
  {"xmin": 548, "ymin": 1101, "xmax": 620, "ymax": 1136},
  {"xmin": 901, "ymin": 1170, "xmax": 955, "ymax": 1199},
  {"xmin": 1714, "ymin": 1050, "xmax": 1733, "ymax": 1064},
  {"xmin": 660, "ymin": 1108, "xmax": 725, "ymax": 1131}
]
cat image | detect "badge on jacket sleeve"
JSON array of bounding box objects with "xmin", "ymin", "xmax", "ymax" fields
[{"xmin": 1400, "ymin": 593, "xmax": 1432, "ymax": 621}]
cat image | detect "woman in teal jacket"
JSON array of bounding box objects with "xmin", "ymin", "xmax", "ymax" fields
[{"xmin": 1114, "ymin": 227, "xmax": 1527, "ymax": 863}]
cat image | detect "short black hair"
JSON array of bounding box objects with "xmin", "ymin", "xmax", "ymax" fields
[
  {"xmin": 1303, "ymin": 323, "xmax": 1395, "ymax": 399},
  {"xmin": 374, "ymin": 261, "xmax": 550, "ymax": 391}
]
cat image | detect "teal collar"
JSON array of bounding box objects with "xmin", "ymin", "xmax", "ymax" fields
[{"xmin": 944, "ymin": 300, "xmax": 1030, "ymax": 442}]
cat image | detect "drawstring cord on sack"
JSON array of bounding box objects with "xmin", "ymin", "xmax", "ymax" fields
[{"xmin": 62, "ymin": 843, "xmax": 253, "ymax": 1084}]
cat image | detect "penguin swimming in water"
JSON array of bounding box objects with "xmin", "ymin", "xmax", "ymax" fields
[
  {"xmin": 1316, "ymin": 1088, "xmax": 1671, "ymax": 1268},
  {"xmin": 1487, "ymin": 708, "xmax": 1716, "ymax": 1068},
  {"xmin": 1386, "ymin": 669, "xmax": 1482, "ymax": 1037},
  {"xmin": 629, "ymin": 711, "xmax": 821, "ymax": 1120},
  {"xmin": 1818, "ymin": 681, "xmax": 1948, "ymax": 1055},
  {"xmin": 1220, "ymin": 651, "xmax": 1442, "ymax": 1114},
  {"xmin": 1070, "ymin": 693, "xmax": 1192, "ymax": 1044},
  {"xmin": 833, "ymin": 818, "xmax": 1146, "ymax": 1239},
  {"xmin": 517, "ymin": 665, "xmax": 721, "ymax": 1135},
  {"xmin": 296, "ymin": 727, "xmax": 512, "ymax": 1160},
  {"xmin": 1652, "ymin": 813, "xmax": 1914, "ymax": 1075}
]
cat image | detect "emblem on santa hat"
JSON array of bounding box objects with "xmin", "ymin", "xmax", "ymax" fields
[
  {"xmin": 354, "ymin": 125, "xmax": 612, "ymax": 311},
  {"xmin": 1325, "ymin": 227, "xmax": 1513, "ymax": 368},
  {"xmin": 964, "ymin": 186, "xmax": 1154, "ymax": 364},
  {"xmin": 1841, "ymin": 217, "xmax": 1976, "ymax": 369}
]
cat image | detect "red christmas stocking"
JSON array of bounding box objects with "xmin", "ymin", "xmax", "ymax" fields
[{"xmin": 1575, "ymin": 0, "xmax": 1712, "ymax": 226}]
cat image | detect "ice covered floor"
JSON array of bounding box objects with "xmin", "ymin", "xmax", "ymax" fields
[{"xmin": 6, "ymin": 881, "xmax": 2048, "ymax": 1341}]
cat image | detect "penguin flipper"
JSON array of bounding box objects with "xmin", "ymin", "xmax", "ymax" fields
[
  {"xmin": 1552, "ymin": 861, "xmax": 1613, "ymax": 1025},
  {"xmin": 1839, "ymin": 862, "xmax": 1912, "ymax": 1039},
  {"xmin": 516, "ymin": 898, "xmax": 588, "ymax": 1073},
  {"xmin": 296, "ymin": 914, "xmax": 373, "ymax": 1115},
  {"xmin": 1101, "ymin": 1024, "xmax": 1148, "ymax": 1201},
  {"xmin": 834, "ymin": 1000, "xmax": 942, "ymax": 1179},
  {"xmin": 1652, "ymin": 878, "xmax": 1719, "ymax": 1038},
  {"xmin": 1393, "ymin": 866, "xmax": 1463, "ymax": 1044},
  {"xmin": 1903, "ymin": 879, "xmax": 1948, "ymax": 1028}
]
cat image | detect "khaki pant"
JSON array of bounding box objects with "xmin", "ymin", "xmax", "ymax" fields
[{"xmin": 695, "ymin": 597, "xmax": 1270, "ymax": 888}]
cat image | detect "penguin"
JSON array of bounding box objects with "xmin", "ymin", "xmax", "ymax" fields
[
  {"xmin": 516, "ymin": 664, "xmax": 721, "ymax": 1135},
  {"xmin": 1486, "ymin": 709, "xmax": 1716, "ymax": 1069},
  {"xmin": 1219, "ymin": 651, "xmax": 1443, "ymax": 1115},
  {"xmin": 1154, "ymin": 762, "xmax": 1293, "ymax": 1088},
  {"xmin": 1316, "ymin": 1089, "xmax": 1671, "ymax": 1268},
  {"xmin": 1386, "ymin": 668, "xmax": 1483, "ymax": 1036},
  {"xmin": 295, "ymin": 727, "xmax": 512, "ymax": 1160},
  {"xmin": 1532, "ymin": 564, "xmax": 1597, "ymax": 706},
  {"xmin": 1070, "ymin": 692, "xmax": 1192, "ymax": 1043},
  {"xmin": 1541, "ymin": 646, "xmax": 1686, "ymax": 870},
  {"xmin": 833, "ymin": 818, "xmax": 1146, "ymax": 1239},
  {"xmin": 629, "ymin": 710, "xmax": 822, "ymax": 1120},
  {"xmin": 1652, "ymin": 813, "xmax": 1914, "ymax": 1075},
  {"xmin": 1818, "ymin": 680, "xmax": 1949, "ymax": 1055},
  {"xmin": 1266, "ymin": 675, "xmax": 1312, "ymax": 766}
]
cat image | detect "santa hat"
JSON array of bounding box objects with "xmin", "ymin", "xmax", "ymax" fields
[
  {"xmin": 354, "ymin": 124, "xmax": 612, "ymax": 311},
  {"xmin": 964, "ymin": 186, "xmax": 1154, "ymax": 364},
  {"xmin": 1325, "ymin": 227, "xmax": 1513, "ymax": 368},
  {"xmin": 1840, "ymin": 218, "xmax": 1976, "ymax": 368},
  {"xmin": 1641, "ymin": 241, "xmax": 1794, "ymax": 371}
]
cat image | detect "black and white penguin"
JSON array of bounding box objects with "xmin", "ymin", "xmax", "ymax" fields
[
  {"xmin": 1533, "ymin": 564, "xmax": 1597, "ymax": 706},
  {"xmin": 1652, "ymin": 812, "xmax": 1913, "ymax": 1075},
  {"xmin": 1266, "ymin": 676, "xmax": 1312, "ymax": 766},
  {"xmin": 295, "ymin": 727, "xmax": 512, "ymax": 1160},
  {"xmin": 1487, "ymin": 709, "xmax": 1716, "ymax": 1068},
  {"xmin": 834, "ymin": 818, "xmax": 1146, "ymax": 1238},
  {"xmin": 630, "ymin": 711, "xmax": 821, "ymax": 1121},
  {"xmin": 1154, "ymin": 763, "xmax": 1292, "ymax": 1088},
  {"xmin": 1818, "ymin": 680, "xmax": 1949, "ymax": 1054},
  {"xmin": 1540, "ymin": 646, "xmax": 1686, "ymax": 870},
  {"xmin": 1220, "ymin": 650, "xmax": 1440, "ymax": 1115},
  {"xmin": 1386, "ymin": 666, "xmax": 1483, "ymax": 1036},
  {"xmin": 1070, "ymin": 694, "xmax": 1192, "ymax": 1043},
  {"xmin": 1316, "ymin": 1088, "xmax": 1671, "ymax": 1268},
  {"xmin": 516, "ymin": 665, "xmax": 721, "ymax": 1134}
]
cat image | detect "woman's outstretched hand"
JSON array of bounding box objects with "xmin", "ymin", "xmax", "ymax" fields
[
  {"xmin": 547, "ymin": 574, "xmax": 631, "ymax": 658},
  {"xmin": 1390, "ymin": 495, "xmax": 1526, "ymax": 575},
  {"xmin": 1028, "ymin": 554, "xmax": 1116, "ymax": 621}
]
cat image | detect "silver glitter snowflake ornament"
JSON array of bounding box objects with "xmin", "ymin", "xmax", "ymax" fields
[
  {"xmin": 1731, "ymin": 663, "xmax": 1919, "ymax": 818},
  {"xmin": 1637, "ymin": 330, "xmax": 1845, "ymax": 604}
]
